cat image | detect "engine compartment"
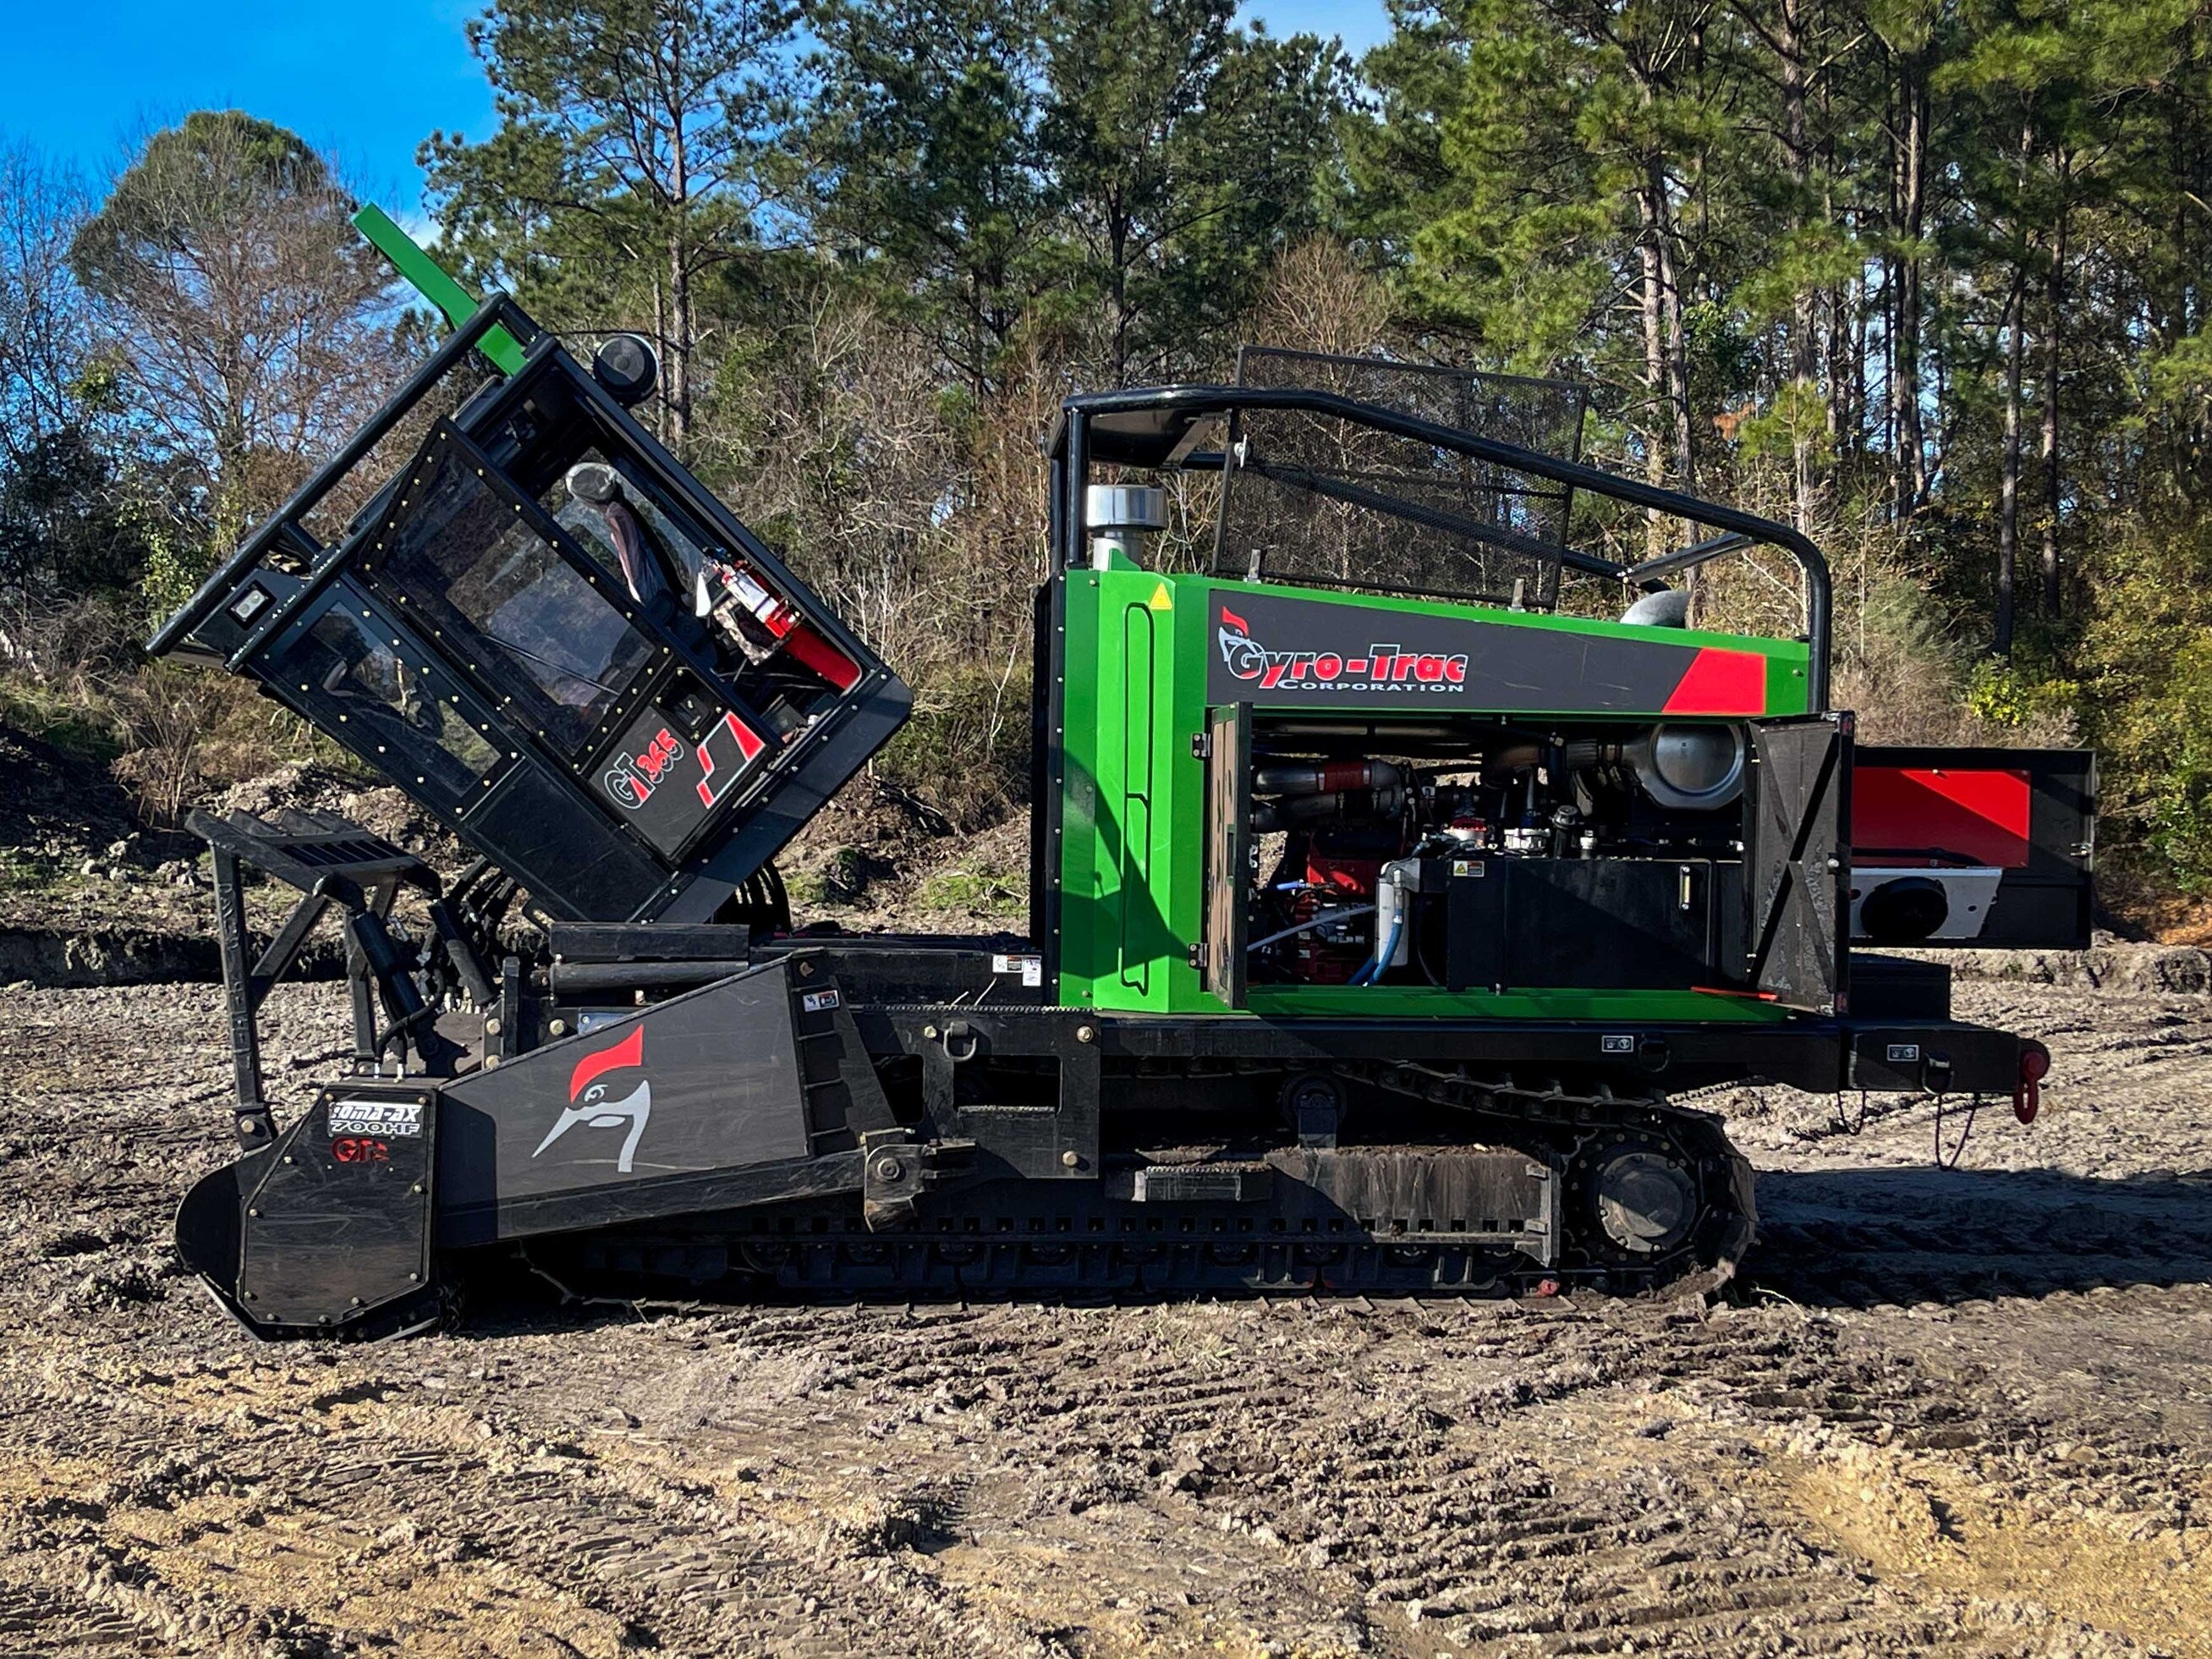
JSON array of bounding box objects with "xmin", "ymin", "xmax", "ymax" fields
[{"xmin": 1241, "ymin": 716, "xmax": 1756, "ymax": 993}]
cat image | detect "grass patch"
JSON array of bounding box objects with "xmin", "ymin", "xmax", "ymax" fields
[
  {"xmin": 0, "ymin": 850, "xmax": 70, "ymax": 894},
  {"xmin": 0, "ymin": 678, "xmax": 126, "ymax": 767},
  {"xmin": 916, "ymin": 862, "xmax": 1024, "ymax": 915}
]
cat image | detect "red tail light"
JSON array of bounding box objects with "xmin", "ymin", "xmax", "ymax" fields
[{"xmin": 2014, "ymin": 1041, "xmax": 2050, "ymax": 1123}]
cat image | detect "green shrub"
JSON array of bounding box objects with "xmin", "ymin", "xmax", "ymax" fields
[
  {"xmin": 916, "ymin": 862, "xmax": 1024, "ymax": 915},
  {"xmin": 1964, "ymin": 660, "xmax": 2081, "ymax": 733},
  {"xmin": 870, "ymin": 665, "xmax": 1031, "ymax": 833},
  {"xmin": 2071, "ymin": 522, "xmax": 2212, "ymax": 893}
]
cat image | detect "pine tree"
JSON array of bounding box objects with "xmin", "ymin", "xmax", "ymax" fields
[{"xmin": 423, "ymin": 0, "xmax": 804, "ymax": 453}]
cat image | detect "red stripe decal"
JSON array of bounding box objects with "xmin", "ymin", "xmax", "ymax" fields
[
  {"xmin": 695, "ymin": 712, "xmax": 766, "ymax": 808},
  {"xmin": 569, "ymin": 1025, "xmax": 643, "ymax": 1100},
  {"xmin": 1661, "ymin": 647, "xmax": 1768, "ymax": 715},
  {"xmin": 1853, "ymin": 766, "xmax": 2032, "ymax": 867}
]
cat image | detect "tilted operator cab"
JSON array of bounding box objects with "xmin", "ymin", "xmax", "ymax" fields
[{"xmin": 150, "ymin": 300, "xmax": 910, "ymax": 926}]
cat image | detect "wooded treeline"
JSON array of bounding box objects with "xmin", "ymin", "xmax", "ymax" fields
[{"xmin": 6, "ymin": 0, "xmax": 2212, "ymax": 909}]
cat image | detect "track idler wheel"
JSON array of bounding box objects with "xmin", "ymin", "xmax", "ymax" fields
[
  {"xmin": 1568, "ymin": 1118, "xmax": 1756, "ymax": 1294},
  {"xmin": 1589, "ymin": 1145, "xmax": 1699, "ymax": 1255}
]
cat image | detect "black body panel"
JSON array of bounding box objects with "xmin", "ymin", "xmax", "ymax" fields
[
  {"xmin": 1747, "ymin": 715, "xmax": 1853, "ymax": 1014},
  {"xmin": 438, "ymin": 963, "xmax": 818, "ymax": 1243},
  {"xmin": 1205, "ymin": 587, "xmax": 1754, "ymax": 712},
  {"xmin": 1444, "ymin": 858, "xmax": 1743, "ymax": 992},
  {"xmin": 1854, "ymin": 744, "xmax": 2097, "ymax": 948}
]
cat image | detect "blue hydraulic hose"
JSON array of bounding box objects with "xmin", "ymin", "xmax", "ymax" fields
[{"xmin": 1354, "ymin": 911, "xmax": 1405, "ymax": 986}]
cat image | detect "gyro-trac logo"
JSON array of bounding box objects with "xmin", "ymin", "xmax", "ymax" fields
[{"xmin": 1216, "ymin": 605, "xmax": 1468, "ymax": 695}]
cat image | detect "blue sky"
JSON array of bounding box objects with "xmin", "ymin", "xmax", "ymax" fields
[{"xmin": 12, "ymin": 0, "xmax": 1391, "ymax": 211}]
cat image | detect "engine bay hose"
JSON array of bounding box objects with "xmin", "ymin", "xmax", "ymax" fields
[
  {"xmin": 1253, "ymin": 759, "xmax": 1404, "ymax": 795},
  {"xmin": 1245, "ymin": 904, "xmax": 1379, "ymax": 954},
  {"xmin": 1352, "ymin": 909, "xmax": 1405, "ymax": 986}
]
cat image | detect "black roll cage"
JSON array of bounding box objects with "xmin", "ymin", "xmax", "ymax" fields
[{"xmin": 1045, "ymin": 383, "xmax": 1834, "ymax": 713}]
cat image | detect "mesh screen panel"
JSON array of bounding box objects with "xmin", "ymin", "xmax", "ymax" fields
[{"xmin": 1215, "ymin": 348, "xmax": 1588, "ymax": 609}]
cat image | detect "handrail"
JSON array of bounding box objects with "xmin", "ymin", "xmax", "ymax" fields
[
  {"xmin": 1055, "ymin": 384, "xmax": 1833, "ymax": 711},
  {"xmin": 1239, "ymin": 455, "xmax": 1627, "ymax": 582}
]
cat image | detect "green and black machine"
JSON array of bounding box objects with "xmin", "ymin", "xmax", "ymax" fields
[{"xmin": 146, "ymin": 222, "xmax": 2094, "ymax": 1336}]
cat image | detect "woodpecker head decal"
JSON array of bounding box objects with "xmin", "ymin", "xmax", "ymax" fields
[
  {"xmin": 1216, "ymin": 605, "xmax": 1268, "ymax": 683},
  {"xmin": 533, "ymin": 1025, "xmax": 652, "ymax": 1173}
]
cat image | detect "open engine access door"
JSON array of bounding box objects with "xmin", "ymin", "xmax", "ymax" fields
[
  {"xmin": 1201, "ymin": 704, "xmax": 1254, "ymax": 1008},
  {"xmin": 1852, "ymin": 746, "xmax": 2095, "ymax": 948},
  {"xmin": 1746, "ymin": 713, "xmax": 1852, "ymax": 1016}
]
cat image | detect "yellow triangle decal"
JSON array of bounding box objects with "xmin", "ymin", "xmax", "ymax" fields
[{"xmin": 1148, "ymin": 582, "xmax": 1173, "ymax": 612}]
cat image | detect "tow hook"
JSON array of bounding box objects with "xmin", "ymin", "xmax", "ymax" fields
[{"xmin": 2015, "ymin": 1041, "xmax": 2050, "ymax": 1124}]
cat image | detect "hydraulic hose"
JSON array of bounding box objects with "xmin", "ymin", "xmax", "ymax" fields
[
  {"xmin": 1353, "ymin": 910, "xmax": 1405, "ymax": 986},
  {"xmin": 1245, "ymin": 904, "xmax": 1378, "ymax": 954},
  {"xmin": 1253, "ymin": 760, "xmax": 1404, "ymax": 796}
]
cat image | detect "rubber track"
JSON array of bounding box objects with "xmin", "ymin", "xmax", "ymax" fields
[{"xmin": 558, "ymin": 1069, "xmax": 1759, "ymax": 1303}]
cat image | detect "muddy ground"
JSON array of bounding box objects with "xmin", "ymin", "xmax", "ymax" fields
[{"xmin": 1, "ymin": 972, "xmax": 2208, "ymax": 1658}]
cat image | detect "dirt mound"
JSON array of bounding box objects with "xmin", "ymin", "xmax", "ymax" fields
[
  {"xmin": 1932, "ymin": 937, "xmax": 2212, "ymax": 995},
  {"xmin": 779, "ymin": 788, "xmax": 1029, "ymax": 931},
  {"xmin": 0, "ymin": 721, "xmax": 149, "ymax": 865}
]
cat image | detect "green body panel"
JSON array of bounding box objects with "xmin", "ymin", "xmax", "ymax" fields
[{"xmin": 1053, "ymin": 569, "xmax": 1809, "ymax": 1022}]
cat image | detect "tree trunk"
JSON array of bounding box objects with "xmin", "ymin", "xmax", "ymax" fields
[
  {"xmin": 1778, "ymin": 0, "xmax": 1817, "ymax": 533},
  {"xmin": 1832, "ymin": 272, "xmax": 1860, "ymax": 464},
  {"xmin": 2039, "ymin": 192, "xmax": 2067, "ymax": 617},
  {"xmin": 1820, "ymin": 38, "xmax": 1852, "ymax": 473},
  {"xmin": 664, "ymin": 8, "xmax": 693, "ymax": 454},
  {"xmin": 1660, "ymin": 222, "xmax": 1695, "ymax": 500},
  {"xmin": 650, "ymin": 277, "xmax": 668, "ymax": 446},
  {"xmin": 1637, "ymin": 178, "xmax": 1671, "ymax": 559},
  {"xmin": 1995, "ymin": 263, "xmax": 2026, "ymax": 658},
  {"xmin": 1108, "ymin": 195, "xmax": 1132, "ymax": 387},
  {"xmin": 667, "ymin": 232, "xmax": 692, "ymax": 454},
  {"xmin": 1890, "ymin": 48, "xmax": 1929, "ymax": 524},
  {"xmin": 1643, "ymin": 159, "xmax": 1695, "ymax": 497}
]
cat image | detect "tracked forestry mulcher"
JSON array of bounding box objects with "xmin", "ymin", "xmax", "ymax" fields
[{"xmin": 147, "ymin": 232, "xmax": 2095, "ymax": 1338}]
